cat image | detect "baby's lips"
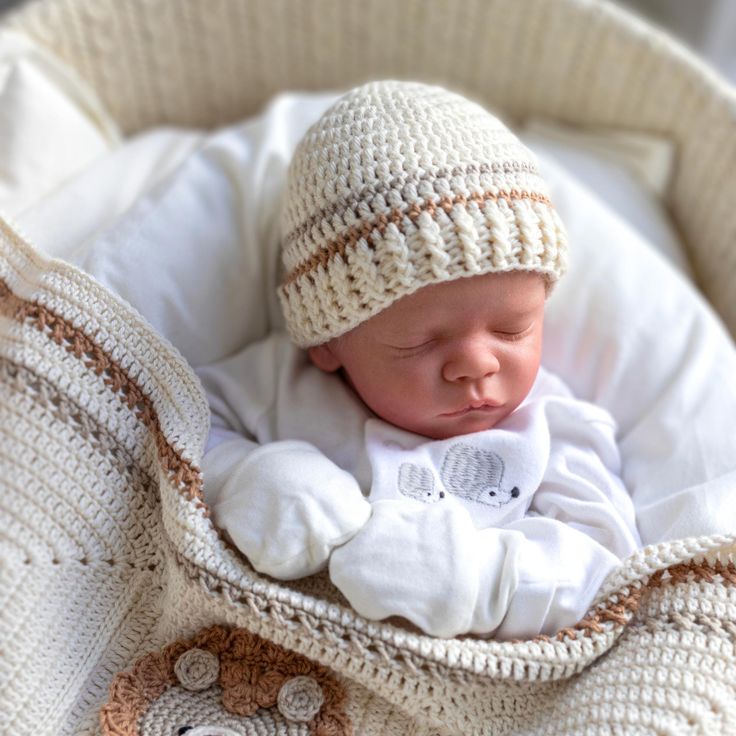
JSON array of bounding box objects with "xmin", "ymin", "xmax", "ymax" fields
[{"xmin": 440, "ymin": 400, "xmax": 504, "ymax": 417}]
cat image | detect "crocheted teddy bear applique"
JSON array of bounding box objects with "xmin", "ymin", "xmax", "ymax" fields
[{"xmin": 100, "ymin": 625, "xmax": 352, "ymax": 736}]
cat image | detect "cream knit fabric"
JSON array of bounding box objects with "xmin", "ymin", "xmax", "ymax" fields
[
  {"xmin": 279, "ymin": 81, "xmax": 568, "ymax": 347},
  {"xmin": 2, "ymin": 216, "xmax": 736, "ymax": 736},
  {"xmin": 2, "ymin": 0, "xmax": 736, "ymax": 734}
]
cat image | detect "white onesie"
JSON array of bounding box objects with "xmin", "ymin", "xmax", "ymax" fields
[{"xmin": 197, "ymin": 332, "xmax": 641, "ymax": 639}]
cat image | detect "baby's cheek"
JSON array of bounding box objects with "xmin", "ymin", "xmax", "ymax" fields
[
  {"xmin": 392, "ymin": 365, "xmax": 439, "ymax": 410},
  {"xmin": 502, "ymin": 342, "xmax": 540, "ymax": 383},
  {"xmin": 349, "ymin": 358, "xmax": 442, "ymax": 429}
]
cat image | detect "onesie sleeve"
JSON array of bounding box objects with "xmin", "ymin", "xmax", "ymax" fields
[
  {"xmin": 196, "ymin": 334, "xmax": 371, "ymax": 580},
  {"xmin": 480, "ymin": 394, "xmax": 642, "ymax": 639},
  {"xmin": 195, "ymin": 332, "xmax": 293, "ymax": 448},
  {"xmin": 195, "ymin": 333, "xmax": 289, "ymax": 507},
  {"xmin": 531, "ymin": 395, "xmax": 642, "ymax": 558}
]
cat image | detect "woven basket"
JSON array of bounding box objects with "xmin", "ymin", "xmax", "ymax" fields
[
  {"xmin": 1, "ymin": 1, "xmax": 735, "ymax": 735},
  {"xmin": 6, "ymin": 0, "xmax": 736, "ymax": 336}
]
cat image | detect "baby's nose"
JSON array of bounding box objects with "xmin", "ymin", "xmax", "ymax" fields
[{"xmin": 442, "ymin": 342, "xmax": 500, "ymax": 382}]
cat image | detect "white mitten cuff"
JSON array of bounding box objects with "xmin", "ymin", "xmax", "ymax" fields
[
  {"xmin": 466, "ymin": 527, "xmax": 522, "ymax": 635},
  {"xmin": 492, "ymin": 517, "xmax": 622, "ymax": 640},
  {"xmin": 329, "ymin": 499, "xmax": 482, "ymax": 638},
  {"xmin": 214, "ymin": 440, "xmax": 370, "ymax": 579}
]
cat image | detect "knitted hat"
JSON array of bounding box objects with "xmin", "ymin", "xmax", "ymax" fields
[{"xmin": 278, "ymin": 80, "xmax": 568, "ymax": 347}]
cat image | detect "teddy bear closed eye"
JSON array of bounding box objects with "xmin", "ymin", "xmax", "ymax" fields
[{"xmin": 398, "ymin": 444, "xmax": 520, "ymax": 507}]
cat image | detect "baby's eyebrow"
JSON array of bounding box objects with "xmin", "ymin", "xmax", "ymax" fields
[
  {"xmin": 379, "ymin": 327, "xmax": 436, "ymax": 345},
  {"xmin": 382, "ymin": 334, "xmax": 433, "ymax": 345}
]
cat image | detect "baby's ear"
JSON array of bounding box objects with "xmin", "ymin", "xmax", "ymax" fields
[{"xmin": 308, "ymin": 343, "xmax": 342, "ymax": 372}]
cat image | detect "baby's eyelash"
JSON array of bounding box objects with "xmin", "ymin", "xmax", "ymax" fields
[
  {"xmin": 391, "ymin": 339, "xmax": 435, "ymax": 353},
  {"xmin": 495, "ymin": 325, "xmax": 533, "ymax": 341}
]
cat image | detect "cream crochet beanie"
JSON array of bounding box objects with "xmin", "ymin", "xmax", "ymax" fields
[{"xmin": 278, "ymin": 80, "xmax": 568, "ymax": 347}]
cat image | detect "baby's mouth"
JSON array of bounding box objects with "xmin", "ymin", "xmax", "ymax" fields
[{"xmin": 440, "ymin": 400, "xmax": 503, "ymax": 418}]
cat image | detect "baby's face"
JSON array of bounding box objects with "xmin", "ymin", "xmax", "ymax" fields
[{"xmin": 309, "ymin": 271, "xmax": 546, "ymax": 440}]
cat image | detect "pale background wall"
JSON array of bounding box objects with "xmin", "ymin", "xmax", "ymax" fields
[{"xmin": 614, "ymin": 0, "xmax": 736, "ymax": 83}]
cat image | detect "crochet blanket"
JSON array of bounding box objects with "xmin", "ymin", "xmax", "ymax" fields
[{"xmin": 2, "ymin": 214, "xmax": 736, "ymax": 735}]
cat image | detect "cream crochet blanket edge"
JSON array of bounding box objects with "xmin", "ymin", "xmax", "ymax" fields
[{"xmin": 2, "ymin": 217, "xmax": 735, "ymax": 735}]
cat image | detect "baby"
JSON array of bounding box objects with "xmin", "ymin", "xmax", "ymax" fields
[{"xmin": 197, "ymin": 80, "xmax": 641, "ymax": 640}]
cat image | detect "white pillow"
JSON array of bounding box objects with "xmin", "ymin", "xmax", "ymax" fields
[
  {"xmin": 0, "ymin": 30, "xmax": 120, "ymax": 217},
  {"xmin": 536, "ymin": 150, "xmax": 736, "ymax": 544},
  {"xmin": 60, "ymin": 90, "xmax": 736, "ymax": 547},
  {"xmin": 70, "ymin": 93, "xmax": 339, "ymax": 367},
  {"xmin": 15, "ymin": 127, "xmax": 204, "ymax": 263},
  {"xmin": 518, "ymin": 121, "xmax": 692, "ymax": 278}
]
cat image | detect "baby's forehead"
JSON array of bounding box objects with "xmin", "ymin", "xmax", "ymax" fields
[{"xmin": 366, "ymin": 271, "xmax": 547, "ymax": 335}]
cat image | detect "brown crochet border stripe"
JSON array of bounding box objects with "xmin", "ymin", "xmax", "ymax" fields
[
  {"xmin": 281, "ymin": 187, "xmax": 552, "ymax": 288},
  {"xmin": 99, "ymin": 624, "xmax": 352, "ymax": 736},
  {"xmin": 0, "ymin": 277, "xmax": 207, "ymax": 512},
  {"xmin": 2, "ymin": 273, "xmax": 734, "ymax": 664},
  {"xmin": 532, "ymin": 559, "xmax": 736, "ymax": 645}
]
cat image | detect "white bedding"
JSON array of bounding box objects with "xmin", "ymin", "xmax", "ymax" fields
[
  {"xmin": 10, "ymin": 87, "xmax": 736, "ymax": 553},
  {"xmin": 0, "ymin": 29, "xmax": 120, "ymax": 218}
]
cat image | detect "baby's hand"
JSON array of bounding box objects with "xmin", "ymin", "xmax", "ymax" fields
[
  {"xmin": 214, "ymin": 440, "xmax": 370, "ymax": 579},
  {"xmin": 329, "ymin": 498, "xmax": 483, "ymax": 637}
]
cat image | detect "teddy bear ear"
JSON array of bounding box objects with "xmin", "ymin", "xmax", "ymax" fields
[
  {"xmin": 174, "ymin": 648, "xmax": 220, "ymax": 691},
  {"xmin": 277, "ymin": 675, "xmax": 325, "ymax": 723}
]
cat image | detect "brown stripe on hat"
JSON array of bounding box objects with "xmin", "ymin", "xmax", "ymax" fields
[
  {"xmin": 281, "ymin": 187, "xmax": 553, "ymax": 288},
  {"xmin": 283, "ymin": 159, "xmax": 542, "ymax": 249}
]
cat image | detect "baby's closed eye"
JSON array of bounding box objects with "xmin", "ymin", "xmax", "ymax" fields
[
  {"xmin": 388, "ymin": 338, "xmax": 438, "ymax": 356},
  {"xmin": 493, "ymin": 323, "xmax": 535, "ymax": 341}
]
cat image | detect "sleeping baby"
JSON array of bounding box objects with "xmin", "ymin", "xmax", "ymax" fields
[{"xmin": 197, "ymin": 80, "xmax": 641, "ymax": 640}]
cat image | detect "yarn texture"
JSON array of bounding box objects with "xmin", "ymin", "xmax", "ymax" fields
[
  {"xmin": 174, "ymin": 649, "xmax": 221, "ymax": 692},
  {"xmin": 2, "ymin": 0, "xmax": 736, "ymax": 733},
  {"xmin": 277, "ymin": 677, "xmax": 325, "ymax": 723}
]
